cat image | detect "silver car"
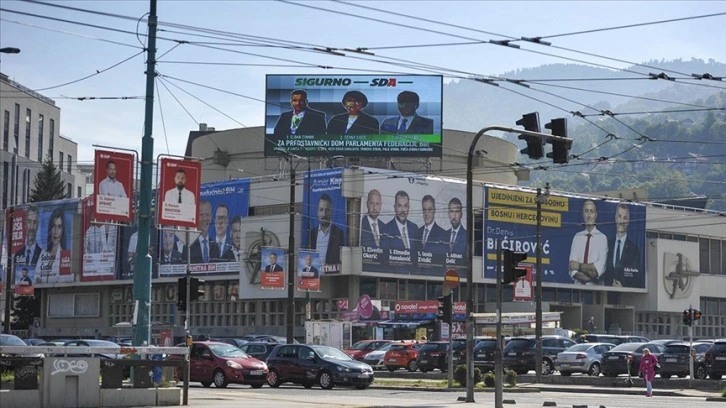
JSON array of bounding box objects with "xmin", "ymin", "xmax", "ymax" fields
[{"xmin": 555, "ymin": 342, "xmax": 615, "ymax": 376}]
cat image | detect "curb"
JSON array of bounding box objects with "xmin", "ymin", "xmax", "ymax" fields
[{"xmin": 371, "ymin": 384, "xmax": 708, "ymax": 398}]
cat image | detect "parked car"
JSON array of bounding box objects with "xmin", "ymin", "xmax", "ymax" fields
[
  {"xmin": 472, "ymin": 338, "xmax": 499, "ymax": 373},
  {"xmin": 362, "ymin": 343, "xmax": 396, "ymax": 370},
  {"xmin": 417, "ymin": 341, "xmax": 449, "ymax": 372},
  {"xmin": 449, "ymin": 336, "xmax": 491, "ymax": 366},
  {"xmin": 579, "ymin": 334, "xmax": 651, "ymax": 345},
  {"xmin": 384, "ymin": 341, "xmax": 425, "ymax": 372},
  {"xmin": 266, "ymin": 344, "xmax": 373, "ymax": 390},
  {"xmin": 174, "ymin": 341, "xmax": 268, "ymax": 388},
  {"xmin": 213, "ymin": 338, "xmax": 250, "ymax": 348},
  {"xmin": 704, "ymin": 338, "xmax": 726, "ymax": 380},
  {"xmin": 237, "ymin": 342, "xmax": 277, "ymax": 362},
  {"xmin": 658, "ymin": 341, "xmax": 711, "ymax": 379},
  {"xmin": 62, "ymin": 339, "xmax": 124, "ymax": 360},
  {"xmin": 240, "ymin": 334, "xmax": 298, "ymax": 344},
  {"xmin": 503, "ymin": 335, "xmax": 577, "ymax": 375},
  {"xmin": 555, "ymin": 342, "xmax": 616, "ymax": 376},
  {"xmin": 600, "ymin": 342, "xmax": 665, "ymax": 377},
  {"xmin": 23, "ymin": 338, "xmax": 46, "ymax": 346},
  {"xmin": 343, "ymin": 340, "xmax": 391, "ymax": 361}
]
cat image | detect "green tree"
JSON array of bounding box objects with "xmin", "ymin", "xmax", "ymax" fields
[
  {"xmin": 11, "ymin": 290, "xmax": 41, "ymax": 330},
  {"xmin": 29, "ymin": 156, "xmax": 67, "ymax": 203}
]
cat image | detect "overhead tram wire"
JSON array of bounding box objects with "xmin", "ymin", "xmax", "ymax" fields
[
  {"xmin": 0, "ymin": 17, "xmax": 143, "ymax": 49},
  {"xmin": 30, "ymin": 50, "xmax": 145, "ymax": 92},
  {"xmin": 157, "ymin": 76, "xmax": 247, "ymax": 128},
  {"xmin": 154, "ymin": 77, "xmax": 172, "ymax": 155}
]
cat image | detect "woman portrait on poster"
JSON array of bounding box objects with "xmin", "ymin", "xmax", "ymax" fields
[{"xmin": 37, "ymin": 208, "xmax": 66, "ymax": 281}]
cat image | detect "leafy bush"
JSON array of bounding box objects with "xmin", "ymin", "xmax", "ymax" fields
[
  {"xmin": 505, "ymin": 369, "xmax": 517, "ymax": 386},
  {"xmin": 454, "ymin": 364, "xmax": 482, "ymax": 386},
  {"xmin": 483, "ymin": 372, "xmax": 495, "ymax": 387},
  {"xmin": 721, "ymin": 388, "xmax": 725, "ymax": 398}
]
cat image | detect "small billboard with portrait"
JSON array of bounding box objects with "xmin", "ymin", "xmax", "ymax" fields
[
  {"xmin": 157, "ymin": 158, "xmax": 201, "ymax": 229},
  {"xmin": 93, "ymin": 149, "xmax": 134, "ymax": 224},
  {"xmin": 260, "ymin": 247, "xmax": 286, "ymax": 290}
]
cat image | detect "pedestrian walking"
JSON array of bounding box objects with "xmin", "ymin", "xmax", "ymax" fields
[{"xmin": 638, "ymin": 348, "xmax": 659, "ymax": 397}]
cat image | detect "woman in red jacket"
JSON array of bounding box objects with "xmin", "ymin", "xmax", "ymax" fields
[{"xmin": 638, "ymin": 348, "xmax": 659, "ymax": 397}]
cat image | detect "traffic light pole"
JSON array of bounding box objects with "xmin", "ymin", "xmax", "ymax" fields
[
  {"xmin": 447, "ymin": 291, "xmax": 453, "ymax": 388},
  {"xmin": 534, "ymin": 185, "xmax": 549, "ymax": 383}
]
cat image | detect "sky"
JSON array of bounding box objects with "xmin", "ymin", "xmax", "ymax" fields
[{"xmin": 1, "ymin": 0, "xmax": 725, "ymax": 165}]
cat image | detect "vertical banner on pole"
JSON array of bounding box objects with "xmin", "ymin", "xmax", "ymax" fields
[
  {"xmin": 157, "ymin": 158, "xmax": 201, "ymax": 229},
  {"xmin": 260, "ymin": 247, "xmax": 286, "ymax": 290},
  {"xmin": 93, "ymin": 149, "xmax": 134, "ymax": 224}
]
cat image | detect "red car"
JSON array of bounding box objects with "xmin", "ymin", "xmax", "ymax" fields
[
  {"xmin": 344, "ymin": 340, "xmax": 392, "ymax": 361},
  {"xmin": 384, "ymin": 341, "xmax": 425, "ymax": 372},
  {"xmin": 175, "ymin": 341, "xmax": 269, "ymax": 388}
]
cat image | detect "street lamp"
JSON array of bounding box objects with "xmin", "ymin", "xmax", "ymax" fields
[
  {"xmin": 466, "ymin": 126, "xmax": 568, "ymax": 404},
  {"xmin": 535, "ymin": 183, "xmax": 550, "ymax": 383}
]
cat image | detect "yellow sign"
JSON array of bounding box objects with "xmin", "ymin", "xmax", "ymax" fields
[
  {"xmin": 487, "ymin": 206, "xmax": 562, "ymax": 227},
  {"xmin": 487, "ymin": 188, "xmax": 569, "ymax": 212}
]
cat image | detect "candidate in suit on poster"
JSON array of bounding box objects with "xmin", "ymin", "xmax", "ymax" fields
[
  {"xmin": 265, "ymin": 252, "xmax": 284, "ymax": 272},
  {"xmin": 98, "ymin": 160, "xmax": 127, "ymax": 198},
  {"xmin": 446, "ymin": 197, "xmax": 467, "ymax": 254},
  {"xmin": 299, "ymin": 254, "xmax": 319, "ymax": 278},
  {"xmin": 604, "ymin": 203, "xmax": 642, "ymax": 287},
  {"xmin": 416, "ymin": 195, "xmax": 448, "ymax": 254},
  {"xmin": 163, "ymin": 168, "xmax": 196, "ymax": 207},
  {"xmin": 14, "ymin": 206, "xmax": 43, "ymax": 267},
  {"xmin": 187, "ymin": 200, "xmax": 219, "ymax": 263},
  {"xmin": 569, "ymin": 200, "xmax": 608, "ymax": 285},
  {"xmin": 213, "ymin": 204, "xmax": 231, "ymax": 259},
  {"xmin": 273, "ymin": 89, "xmax": 327, "ymax": 138},
  {"xmin": 221, "ymin": 216, "xmax": 243, "ymax": 262},
  {"xmin": 326, "ymin": 91, "xmax": 380, "ymax": 135},
  {"xmin": 380, "ymin": 91, "xmax": 434, "ymax": 135},
  {"xmin": 360, "ymin": 189, "xmax": 385, "ymax": 248},
  {"xmin": 310, "ymin": 193, "xmax": 344, "ymax": 265},
  {"xmin": 160, "ymin": 229, "xmax": 183, "ymax": 265},
  {"xmin": 382, "ymin": 190, "xmax": 418, "ymax": 252}
]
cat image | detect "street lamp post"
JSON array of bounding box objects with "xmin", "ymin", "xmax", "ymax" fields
[
  {"xmin": 535, "ymin": 183, "xmax": 549, "ymax": 382},
  {"xmin": 466, "ymin": 126, "xmax": 566, "ymax": 403}
]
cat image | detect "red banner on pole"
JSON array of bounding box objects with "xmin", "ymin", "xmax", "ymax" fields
[
  {"xmin": 93, "ymin": 149, "xmax": 134, "ymax": 224},
  {"xmin": 157, "ymin": 158, "xmax": 201, "ymax": 229}
]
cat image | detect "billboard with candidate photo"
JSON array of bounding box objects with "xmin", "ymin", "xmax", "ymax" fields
[
  {"xmin": 302, "ymin": 168, "xmax": 347, "ymax": 274},
  {"xmin": 93, "ymin": 149, "xmax": 134, "ymax": 224},
  {"xmin": 158, "ymin": 179, "xmax": 251, "ymax": 277},
  {"xmin": 81, "ymin": 197, "xmax": 119, "ymax": 281},
  {"xmin": 260, "ymin": 246, "xmax": 286, "ymax": 290},
  {"xmin": 265, "ymin": 74, "xmax": 443, "ymax": 157},
  {"xmin": 297, "ymin": 250, "xmax": 321, "ymax": 292},
  {"xmin": 11, "ymin": 199, "xmax": 78, "ymax": 284},
  {"xmin": 483, "ymin": 186, "xmax": 647, "ymax": 291},
  {"xmin": 157, "ymin": 158, "xmax": 201, "ymax": 229},
  {"xmin": 360, "ymin": 168, "xmax": 467, "ymax": 277}
]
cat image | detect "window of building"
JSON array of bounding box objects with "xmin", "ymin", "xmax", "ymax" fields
[
  {"xmin": 408, "ymin": 281, "xmax": 425, "ymax": 300},
  {"xmin": 37, "ymin": 114, "xmax": 44, "ymax": 162},
  {"xmin": 2, "ymin": 110, "xmax": 8, "ymax": 151},
  {"xmin": 426, "ymin": 282, "xmax": 442, "ymax": 300},
  {"xmin": 59, "ymin": 151, "xmax": 64, "ymax": 170},
  {"xmin": 379, "ymin": 279, "xmax": 397, "ymax": 299},
  {"xmin": 67, "ymin": 183, "xmax": 72, "ymax": 198},
  {"xmin": 699, "ymin": 237, "xmax": 710, "ymax": 274},
  {"xmin": 77, "ymin": 186, "xmax": 82, "ymax": 197},
  {"xmin": 359, "ymin": 277, "xmax": 377, "ymax": 298},
  {"xmin": 24, "ymin": 108, "xmax": 31, "ymax": 158},
  {"xmin": 710, "ymin": 239, "xmax": 721, "ymax": 275},
  {"xmin": 48, "ymin": 293, "xmax": 100, "ymax": 317},
  {"xmin": 67, "ymin": 154, "xmax": 71, "ymax": 173},
  {"xmin": 2, "ymin": 162, "xmax": 7, "ymax": 209},
  {"xmin": 13, "ymin": 104, "xmax": 19, "ymax": 154},
  {"xmin": 48, "ymin": 119, "xmax": 54, "ymax": 159}
]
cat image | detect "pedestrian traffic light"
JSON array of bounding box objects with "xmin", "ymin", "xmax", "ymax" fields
[
  {"xmin": 437, "ymin": 294, "xmax": 452, "ymax": 324},
  {"xmin": 177, "ymin": 277, "xmax": 187, "ymax": 311},
  {"xmin": 189, "ymin": 276, "xmax": 205, "ymax": 301},
  {"xmin": 502, "ymin": 249, "xmax": 528, "ymax": 284},
  {"xmin": 516, "ymin": 112, "xmax": 545, "ymax": 159},
  {"xmin": 682, "ymin": 309, "xmax": 692, "ymax": 326},
  {"xmin": 545, "ymin": 118, "xmax": 572, "ymax": 164}
]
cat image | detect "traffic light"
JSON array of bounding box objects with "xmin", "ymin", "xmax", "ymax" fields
[
  {"xmin": 545, "ymin": 118, "xmax": 572, "ymax": 164},
  {"xmin": 177, "ymin": 277, "xmax": 187, "ymax": 311},
  {"xmin": 189, "ymin": 276, "xmax": 205, "ymax": 301},
  {"xmin": 682, "ymin": 309, "xmax": 692, "ymax": 326},
  {"xmin": 437, "ymin": 294, "xmax": 452, "ymax": 324},
  {"xmin": 516, "ymin": 112, "xmax": 545, "ymax": 159},
  {"xmin": 502, "ymin": 249, "xmax": 528, "ymax": 284}
]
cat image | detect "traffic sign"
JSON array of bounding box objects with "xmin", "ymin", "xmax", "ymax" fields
[{"xmin": 444, "ymin": 269, "xmax": 460, "ymax": 289}]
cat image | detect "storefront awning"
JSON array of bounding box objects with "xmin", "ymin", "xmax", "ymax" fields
[{"xmin": 377, "ymin": 319, "xmax": 433, "ymax": 328}]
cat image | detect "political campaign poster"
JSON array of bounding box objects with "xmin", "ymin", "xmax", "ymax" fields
[
  {"xmin": 297, "ymin": 249, "xmax": 321, "ymax": 292},
  {"xmin": 159, "ymin": 179, "xmax": 251, "ymax": 277},
  {"xmin": 265, "ymin": 74, "xmax": 443, "ymax": 157},
  {"xmin": 359, "ymin": 168, "xmax": 467, "ymax": 277},
  {"xmin": 260, "ymin": 246, "xmax": 286, "ymax": 290},
  {"xmin": 13, "ymin": 263, "xmax": 35, "ymax": 296},
  {"xmin": 11, "ymin": 200, "xmax": 77, "ymax": 284},
  {"xmin": 93, "ymin": 149, "xmax": 134, "ymax": 224},
  {"xmin": 157, "ymin": 158, "xmax": 201, "ymax": 229},
  {"xmin": 118, "ymin": 189, "xmax": 159, "ymax": 280},
  {"xmin": 81, "ymin": 197, "xmax": 118, "ymax": 281},
  {"xmin": 302, "ymin": 168, "xmax": 346, "ymax": 274},
  {"xmin": 483, "ymin": 186, "xmax": 647, "ymax": 291}
]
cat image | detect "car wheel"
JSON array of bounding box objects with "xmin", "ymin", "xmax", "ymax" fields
[
  {"xmin": 677, "ymin": 373, "xmax": 686, "ymax": 378},
  {"xmin": 560, "ymin": 371, "xmax": 572, "ymax": 376},
  {"xmin": 201, "ymin": 381, "xmax": 212, "ymax": 388},
  {"xmin": 267, "ymin": 369, "xmax": 282, "ymax": 388},
  {"xmin": 588, "ymin": 362, "xmax": 601, "ymax": 377},
  {"xmin": 695, "ymin": 365, "xmax": 707, "ymax": 380},
  {"xmin": 251, "ymin": 383, "xmax": 264, "ymax": 389},
  {"xmin": 213, "ymin": 369, "xmax": 228, "ymax": 388},
  {"xmin": 407, "ymin": 359, "xmax": 418, "ymax": 372},
  {"xmin": 318, "ymin": 370, "xmax": 334, "ymax": 390},
  {"xmin": 542, "ymin": 359, "xmax": 554, "ymax": 375},
  {"xmin": 710, "ymin": 373, "xmax": 723, "ymax": 380},
  {"xmin": 387, "ymin": 366, "xmax": 396, "ymax": 372},
  {"xmin": 355, "ymin": 384, "xmax": 370, "ymax": 390}
]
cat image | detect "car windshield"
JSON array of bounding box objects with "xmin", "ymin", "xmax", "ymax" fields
[
  {"xmin": 565, "ymin": 344, "xmax": 592, "ymax": 352},
  {"xmin": 210, "ymin": 344, "xmax": 249, "ymax": 358},
  {"xmin": 350, "ymin": 341, "xmax": 372, "ymax": 350},
  {"xmin": 312, "ymin": 346, "xmax": 351, "ymax": 360},
  {"xmin": 474, "ymin": 340, "xmax": 496, "ymax": 351},
  {"xmin": 0, "ymin": 335, "xmax": 27, "ymax": 346},
  {"xmin": 420, "ymin": 343, "xmax": 445, "ymax": 351},
  {"xmin": 664, "ymin": 345, "xmax": 689, "ymax": 354},
  {"xmin": 504, "ymin": 339, "xmax": 532, "ymax": 350},
  {"xmin": 82, "ymin": 340, "xmax": 120, "ymax": 348},
  {"xmin": 374, "ymin": 344, "xmax": 394, "ymax": 353},
  {"xmin": 609, "ymin": 343, "xmax": 643, "ymax": 352}
]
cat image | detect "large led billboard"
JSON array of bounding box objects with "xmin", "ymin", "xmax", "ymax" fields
[
  {"xmin": 483, "ymin": 186, "xmax": 647, "ymax": 291},
  {"xmin": 265, "ymin": 74, "xmax": 443, "ymax": 157}
]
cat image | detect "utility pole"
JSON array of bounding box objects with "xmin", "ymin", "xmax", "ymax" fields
[
  {"xmin": 535, "ymin": 183, "xmax": 549, "ymax": 382},
  {"xmin": 132, "ymin": 0, "xmax": 157, "ymax": 346},
  {"xmin": 286, "ymin": 156, "xmax": 296, "ymax": 344}
]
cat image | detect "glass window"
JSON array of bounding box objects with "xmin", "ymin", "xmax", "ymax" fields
[
  {"xmin": 75, "ymin": 294, "xmax": 100, "ymax": 316},
  {"xmin": 408, "ymin": 281, "xmax": 425, "ymax": 300},
  {"xmin": 48, "ymin": 118, "xmax": 54, "ymax": 159},
  {"xmin": 59, "ymin": 151, "xmax": 64, "ymax": 170},
  {"xmin": 427, "ymin": 282, "xmax": 442, "ymax": 300},
  {"xmin": 67, "ymin": 154, "xmax": 72, "ymax": 173},
  {"xmin": 67, "ymin": 183, "xmax": 72, "ymax": 198},
  {"xmin": 13, "ymin": 104, "xmax": 19, "ymax": 154},
  {"xmin": 710, "ymin": 239, "xmax": 721, "ymax": 275},
  {"xmin": 699, "ymin": 238, "xmax": 710, "ymax": 274},
  {"xmin": 24, "ymin": 108, "xmax": 31, "ymax": 158},
  {"xmin": 37, "ymin": 114, "xmax": 44, "ymax": 162},
  {"xmin": 359, "ymin": 277, "xmax": 377, "ymax": 298},
  {"xmin": 379, "ymin": 279, "xmax": 397, "ymax": 299},
  {"xmin": 2, "ymin": 110, "xmax": 8, "ymax": 151}
]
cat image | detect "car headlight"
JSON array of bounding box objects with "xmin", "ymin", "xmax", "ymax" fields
[
  {"xmin": 336, "ymin": 365, "xmax": 351, "ymax": 372},
  {"xmin": 226, "ymin": 361, "xmax": 242, "ymax": 369}
]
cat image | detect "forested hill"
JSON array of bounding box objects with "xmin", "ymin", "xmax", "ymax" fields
[{"xmin": 442, "ymin": 58, "xmax": 726, "ymax": 211}]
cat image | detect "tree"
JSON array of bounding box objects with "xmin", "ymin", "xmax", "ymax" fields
[
  {"xmin": 11, "ymin": 290, "xmax": 41, "ymax": 330},
  {"xmin": 30, "ymin": 155, "xmax": 66, "ymax": 202}
]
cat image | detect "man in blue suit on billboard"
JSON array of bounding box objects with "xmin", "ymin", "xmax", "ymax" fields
[
  {"xmin": 360, "ymin": 189, "xmax": 385, "ymax": 248},
  {"xmin": 273, "ymin": 89, "xmax": 327, "ymax": 138},
  {"xmin": 380, "ymin": 91, "xmax": 434, "ymax": 134},
  {"xmin": 569, "ymin": 200, "xmax": 608, "ymax": 285},
  {"xmin": 604, "ymin": 203, "xmax": 642, "ymax": 287},
  {"xmin": 383, "ymin": 190, "xmax": 418, "ymax": 252},
  {"xmin": 416, "ymin": 195, "xmax": 447, "ymax": 254},
  {"xmin": 447, "ymin": 197, "xmax": 467, "ymax": 254},
  {"xmin": 310, "ymin": 193, "xmax": 344, "ymax": 266}
]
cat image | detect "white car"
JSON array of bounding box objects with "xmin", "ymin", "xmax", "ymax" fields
[{"xmin": 362, "ymin": 343, "xmax": 395, "ymax": 370}]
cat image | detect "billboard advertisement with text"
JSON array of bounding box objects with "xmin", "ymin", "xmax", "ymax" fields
[
  {"xmin": 483, "ymin": 186, "xmax": 646, "ymax": 291},
  {"xmin": 157, "ymin": 158, "xmax": 201, "ymax": 229},
  {"xmin": 82, "ymin": 196, "xmax": 119, "ymax": 281},
  {"xmin": 265, "ymin": 74, "xmax": 443, "ymax": 157},
  {"xmin": 93, "ymin": 149, "xmax": 134, "ymax": 224}
]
